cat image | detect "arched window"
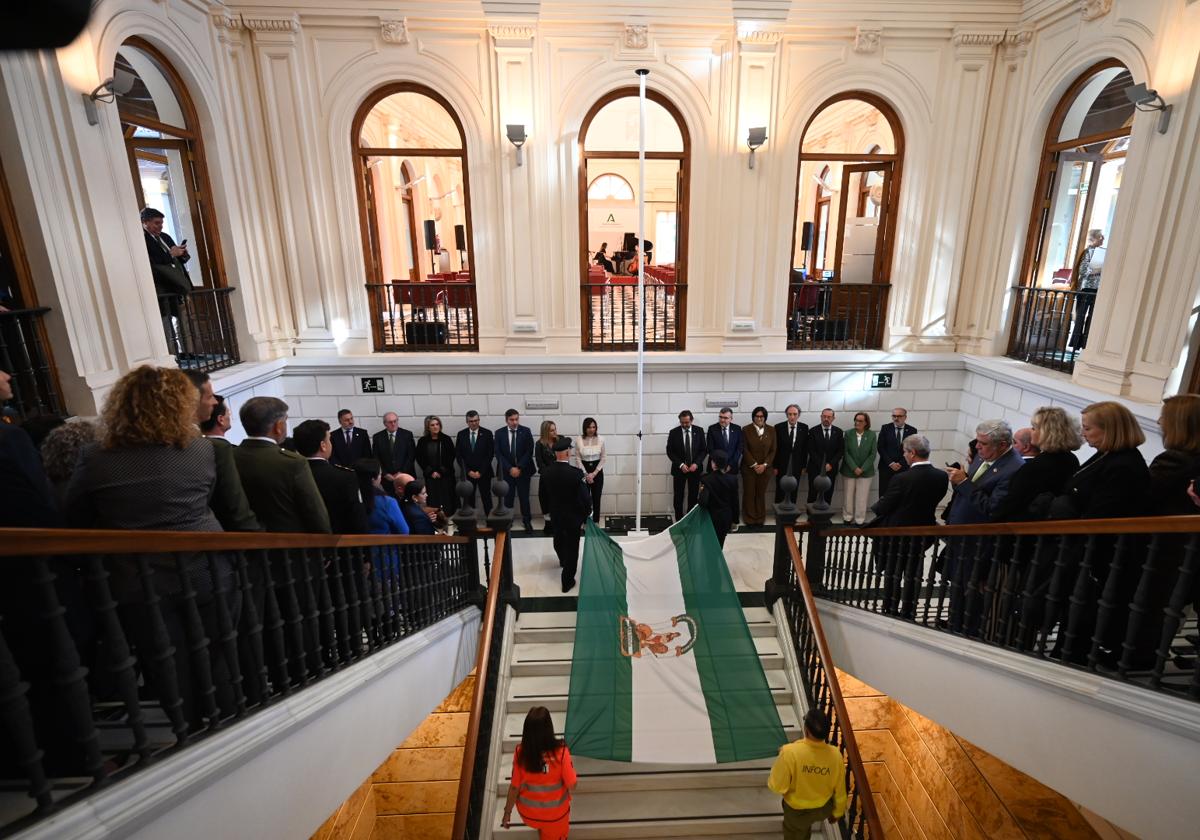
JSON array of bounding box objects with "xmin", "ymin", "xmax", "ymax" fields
[
  {"xmin": 352, "ymin": 84, "xmax": 477, "ymax": 351},
  {"xmin": 788, "ymin": 94, "xmax": 903, "ymax": 350},
  {"xmin": 1008, "ymin": 60, "xmax": 1133, "ymax": 373},
  {"xmin": 578, "ymin": 90, "xmax": 690, "ymax": 350},
  {"xmin": 116, "ymin": 38, "xmax": 238, "ymax": 372}
]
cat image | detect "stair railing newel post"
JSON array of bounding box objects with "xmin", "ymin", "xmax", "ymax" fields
[
  {"xmin": 805, "ymin": 475, "xmax": 835, "ymax": 592},
  {"xmin": 487, "ymin": 478, "xmax": 520, "ymax": 607},
  {"xmin": 452, "ymin": 480, "xmax": 484, "ymax": 607},
  {"xmin": 765, "ymin": 475, "xmax": 801, "ymax": 609}
]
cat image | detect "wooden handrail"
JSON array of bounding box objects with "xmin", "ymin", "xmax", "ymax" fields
[
  {"xmin": 825, "ymin": 513, "xmax": 1200, "ymax": 539},
  {"xmin": 0, "ymin": 527, "xmax": 468, "ymax": 556},
  {"xmin": 452, "ymin": 528, "xmax": 508, "ymax": 840},
  {"xmin": 784, "ymin": 524, "xmax": 885, "ymax": 838}
]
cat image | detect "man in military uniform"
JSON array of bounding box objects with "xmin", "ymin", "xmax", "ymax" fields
[{"xmin": 540, "ymin": 436, "xmax": 592, "ymax": 592}]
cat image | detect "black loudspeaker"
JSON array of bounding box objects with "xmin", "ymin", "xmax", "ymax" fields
[
  {"xmin": 454, "ymin": 224, "xmax": 466, "ymax": 251},
  {"xmin": 423, "ymin": 220, "xmax": 437, "ymax": 250},
  {"xmin": 622, "ymin": 232, "xmax": 638, "ymax": 252},
  {"xmin": 800, "ymin": 221, "xmax": 814, "ymax": 252}
]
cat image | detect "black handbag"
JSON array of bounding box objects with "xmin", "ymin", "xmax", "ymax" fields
[{"xmin": 151, "ymin": 262, "xmax": 192, "ymax": 297}]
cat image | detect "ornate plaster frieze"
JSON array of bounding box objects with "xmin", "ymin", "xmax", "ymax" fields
[
  {"xmin": 1080, "ymin": 0, "xmax": 1113, "ymax": 21},
  {"xmin": 1003, "ymin": 29, "xmax": 1034, "ymax": 58},
  {"xmin": 488, "ymin": 23, "xmax": 536, "ymax": 40},
  {"xmin": 624, "ymin": 23, "xmax": 649, "ymax": 50},
  {"xmin": 380, "ymin": 18, "xmax": 409, "ymax": 45},
  {"xmin": 853, "ymin": 26, "xmax": 881, "ymax": 55},
  {"xmin": 242, "ymin": 15, "xmax": 300, "ymax": 33},
  {"xmin": 738, "ymin": 30, "xmax": 781, "ymax": 46},
  {"xmin": 210, "ymin": 8, "xmax": 242, "ymax": 31},
  {"xmin": 951, "ymin": 30, "xmax": 1005, "ymax": 48}
]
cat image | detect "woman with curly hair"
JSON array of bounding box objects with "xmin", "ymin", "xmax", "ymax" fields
[
  {"xmin": 65, "ymin": 365, "xmax": 236, "ymax": 730},
  {"xmin": 39, "ymin": 419, "xmax": 98, "ymax": 508}
]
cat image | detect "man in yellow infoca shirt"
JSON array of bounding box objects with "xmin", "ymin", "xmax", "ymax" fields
[{"xmin": 767, "ymin": 709, "xmax": 848, "ymax": 838}]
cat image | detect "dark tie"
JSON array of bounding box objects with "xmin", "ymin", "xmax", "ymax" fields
[
  {"xmin": 789, "ymin": 425, "xmax": 795, "ymax": 446},
  {"xmin": 388, "ymin": 431, "xmax": 395, "ymax": 455},
  {"xmin": 345, "ymin": 429, "xmax": 352, "ymax": 447},
  {"xmin": 471, "ymin": 430, "xmax": 477, "ymax": 450},
  {"xmin": 723, "ymin": 427, "xmax": 729, "ymax": 447},
  {"xmin": 510, "ymin": 429, "xmax": 516, "ymax": 455},
  {"xmin": 824, "ymin": 428, "xmax": 829, "ymax": 443},
  {"xmin": 684, "ymin": 429, "xmax": 691, "ymax": 462}
]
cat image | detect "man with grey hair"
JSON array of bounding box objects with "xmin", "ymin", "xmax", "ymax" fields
[
  {"xmin": 868, "ymin": 434, "xmax": 948, "ymax": 528},
  {"xmin": 944, "ymin": 420, "xmax": 1023, "ymax": 581},
  {"xmin": 234, "ymin": 396, "xmax": 331, "ymax": 534},
  {"xmin": 1013, "ymin": 427, "xmax": 1038, "ymax": 460}
]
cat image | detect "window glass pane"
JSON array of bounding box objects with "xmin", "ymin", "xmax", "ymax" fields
[
  {"xmin": 359, "ymin": 92, "xmax": 463, "ymax": 150},
  {"xmin": 584, "ymin": 157, "xmax": 678, "ymax": 271},
  {"xmin": 802, "ymin": 99, "xmax": 895, "ymax": 154},
  {"xmin": 588, "ymin": 174, "xmax": 634, "ymax": 200},
  {"xmin": 1056, "ymin": 68, "xmax": 1135, "ymax": 142},
  {"xmin": 583, "ymin": 98, "xmax": 683, "ymax": 153},
  {"xmin": 369, "ymin": 155, "xmax": 468, "ymax": 280},
  {"xmin": 115, "ymin": 46, "xmax": 188, "ymax": 131}
]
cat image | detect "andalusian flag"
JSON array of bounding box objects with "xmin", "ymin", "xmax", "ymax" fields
[{"xmin": 565, "ymin": 508, "xmax": 786, "ymax": 763}]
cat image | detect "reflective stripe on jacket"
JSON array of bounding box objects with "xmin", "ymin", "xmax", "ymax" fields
[{"xmin": 512, "ymin": 745, "xmax": 575, "ymax": 824}]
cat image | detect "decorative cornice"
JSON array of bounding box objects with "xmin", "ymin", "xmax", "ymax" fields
[
  {"xmin": 853, "ymin": 26, "xmax": 881, "ymax": 55},
  {"xmin": 1080, "ymin": 0, "xmax": 1113, "ymax": 21},
  {"xmin": 1003, "ymin": 29, "xmax": 1034, "ymax": 58},
  {"xmin": 487, "ymin": 23, "xmax": 536, "ymax": 40},
  {"xmin": 951, "ymin": 30, "xmax": 1005, "ymax": 47},
  {"xmin": 242, "ymin": 15, "xmax": 299, "ymax": 33},
  {"xmin": 210, "ymin": 9, "xmax": 242, "ymax": 31},
  {"xmin": 623, "ymin": 23, "xmax": 649, "ymax": 50},
  {"xmin": 380, "ymin": 18, "xmax": 409, "ymax": 45},
  {"xmin": 738, "ymin": 29, "xmax": 781, "ymax": 46}
]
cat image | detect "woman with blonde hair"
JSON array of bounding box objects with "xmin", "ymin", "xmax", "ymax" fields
[
  {"xmin": 535, "ymin": 419, "xmax": 558, "ymax": 533},
  {"xmin": 1149, "ymin": 394, "xmax": 1200, "ymax": 515},
  {"xmin": 991, "ymin": 407, "xmax": 1081, "ymax": 522},
  {"xmin": 1054, "ymin": 401, "xmax": 1148, "ymax": 520}
]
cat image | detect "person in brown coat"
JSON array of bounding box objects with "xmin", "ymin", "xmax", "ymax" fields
[{"xmin": 741, "ymin": 406, "xmax": 777, "ymax": 526}]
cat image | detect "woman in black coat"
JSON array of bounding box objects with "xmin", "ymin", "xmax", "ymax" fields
[
  {"xmin": 415, "ymin": 415, "xmax": 458, "ymax": 515},
  {"xmin": 534, "ymin": 420, "xmax": 558, "ymax": 533},
  {"xmin": 991, "ymin": 407, "xmax": 1081, "ymax": 522}
]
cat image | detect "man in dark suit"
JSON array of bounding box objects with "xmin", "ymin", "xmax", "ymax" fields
[
  {"xmin": 706, "ymin": 407, "xmax": 743, "ymax": 526},
  {"xmin": 141, "ymin": 207, "xmax": 192, "ymax": 349},
  {"xmin": 330, "ymin": 408, "xmax": 372, "ymax": 467},
  {"xmin": 876, "ymin": 407, "xmax": 918, "ymax": 497},
  {"xmin": 868, "ymin": 435, "xmax": 948, "ymax": 528},
  {"xmin": 944, "ymin": 420, "xmax": 1024, "ymax": 582},
  {"xmin": 495, "ymin": 408, "xmax": 535, "ymax": 532},
  {"xmin": 667, "ymin": 409, "xmax": 706, "ymax": 521},
  {"xmin": 0, "ymin": 370, "xmax": 58, "ymax": 527},
  {"xmin": 456, "ymin": 410, "xmax": 495, "ymax": 515},
  {"xmin": 540, "ymin": 437, "xmax": 592, "ymax": 592},
  {"xmin": 372, "ymin": 411, "xmax": 416, "ymax": 486},
  {"xmin": 773, "ymin": 403, "xmax": 808, "ymax": 504},
  {"xmin": 234, "ymin": 397, "xmax": 331, "ymax": 534},
  {"xmin": 294, "ymin": 419, "xmax": 368, "ymax": 535},
  {"xmin": 187, "ymin": 371, "xmax": 260, "ymax": 532},
  {"xmin": 806, "ymin": 408, "xmax": 843, "ymax": 504}
]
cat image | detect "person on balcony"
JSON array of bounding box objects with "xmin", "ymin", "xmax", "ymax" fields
[
  {"xmin": 1068, "ymin": 228, "xmax": 1105, "ymax": 350},
  {"xmin": 293, "ymin": 419, "xmax": 369, "ymax": 535},
  {"xmin": 502, "ymin": 706, "xmax": 577, "ymax": 839},
  {"xmin": 876, "ymin": 407, "xmax": 917, "ymax": 497},
  {"xmin": 806, "ymin": 408, "xmax": 843, "ymax": 504},
  {"xmin": 141, "ymin": 207, "xmax": 191, "ymax": 352},
  {"xmin": 840, "ymin": 412, "xmax": 877, "ymax": 526},
  {"xmin": 741, "ymin": 406, "xmax": 777, "ymax": 527},
  {"xmin": 773, "ymin": 404, "xmax": 808, "ymax": 506},
  {"xmin": 767, "ymin": 709, "xmax": 847, "ymax": 838}
]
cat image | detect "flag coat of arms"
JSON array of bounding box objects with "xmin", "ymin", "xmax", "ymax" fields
[{"xmin": 565, "ymin": 508, "xmax": 787, "ymax": 763}]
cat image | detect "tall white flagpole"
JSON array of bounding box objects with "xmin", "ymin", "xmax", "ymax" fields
[{"xmin": 635, "ymin": 68, "xmax": 648, "ymax": 534}]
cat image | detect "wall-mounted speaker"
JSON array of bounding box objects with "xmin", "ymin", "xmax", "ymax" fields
[
  {"xmin": 423, "ymin": 220, "xmax": 437, "ymax": 251},
  {"xmin": 454, "ymin": 224, "xmax": 466, "ymax": 252},
  {"xmin": 800, "ymin": 221, "xmax": 814, "ymax": 252}
]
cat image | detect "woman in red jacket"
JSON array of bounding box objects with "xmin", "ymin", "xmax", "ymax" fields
[{"xmin": 502, "ymin": 706, "xmax": 577, "ymax": 838}]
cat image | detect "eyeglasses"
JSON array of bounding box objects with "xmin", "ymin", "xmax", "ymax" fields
[{"xmin": 891, "ymin": 415, "xmax": 905, "ymax": 420}]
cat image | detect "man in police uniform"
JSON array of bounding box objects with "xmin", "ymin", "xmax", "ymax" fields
[{"xmin": 540, "ymin": 436, "xmax": 591, "ymax": 592}]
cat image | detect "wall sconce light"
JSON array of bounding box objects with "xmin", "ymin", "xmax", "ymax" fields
[
  {"xmin": 1124, "ymin": 82, "xmax": 1172, "ymax": 134},
  {"xmin": 82, "ymin": 69, "xmax": 135, "ymax": 126},
  {"xmin": 506, "ymin": 124, "xmax": 528, "ymax": 166},
  {"xmin": 746, "ymin": 126, "xmax": 767, "ymax": 169}
]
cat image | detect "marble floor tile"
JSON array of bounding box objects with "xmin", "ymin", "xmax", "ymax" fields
[
  {"xmin": 371, "ymin": 746, "xmax": 464, "ymax": 783},
  {"xmin": 374, "ymin": 780, "xmax": 458, "ymax": 815},
  {"xmin": 400, "ymin": 712, "xmax": 469, "ymax": 749}
]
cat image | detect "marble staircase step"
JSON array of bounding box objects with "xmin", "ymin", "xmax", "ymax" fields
[
  {"xmin": 496, "ymin": 751, "xmax": 773, "ymax": 794},
  {"xmin": 506, "ymin": 669, "xmax": 794, "ymax": 712},
  {"xmin": 513, "ymin": 608, "xmax": 776, "ymax": 644},
  {"xmin": 509, "ymin": 636, "xmax": 785, "ymax": 677}
]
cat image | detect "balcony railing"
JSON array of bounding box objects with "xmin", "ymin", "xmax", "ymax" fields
[
  {"xmin": 0, "ymin": 306, "xmax": 64, "ymax": 418},
  {"xmin": 787, "ymin": 282, "xmax": 890, "ymax": 350},
  {"xmin": 582, "ymin": 264, "xmax": 684, "ymax": 351},
  {"xmin": 367, "ymin": 277, "xmax": 479, "ymax": 352},
  {"xmin": 1006, "ymin": 286, "xmax": 1090, "ymax": 374},
  {"xmin": 0, "ymin": 525, "xmax": 484, "ymax": 835},
  {"xmin": 157, "ymin": 287, "xmax": 241, "ymax": 374},
  {"xmin": 808, "ymin": 516, "xmax": 1200, "ymax": 700}
]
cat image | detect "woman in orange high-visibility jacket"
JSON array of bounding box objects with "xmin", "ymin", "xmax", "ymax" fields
[{"xmin": 501, "ymin": 706, "xmax": 578, "ymax": 838}]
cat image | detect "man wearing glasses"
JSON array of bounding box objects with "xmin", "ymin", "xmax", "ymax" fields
[{"xmin": 877, "ymin": 407, "xmax": 917, "ymax": 497}]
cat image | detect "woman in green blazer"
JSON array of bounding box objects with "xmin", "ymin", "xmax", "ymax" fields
[{"xmin": 840, "ymin": 412, "xmax": 877, "ymax": 525}]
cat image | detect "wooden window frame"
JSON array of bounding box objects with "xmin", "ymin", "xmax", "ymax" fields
[
  {"xmin": 577, "ymin": 87, "xmax": 691, "ymax": 351},
  {"xmin": 118, "ymin": 37, "xmax": 226, "ymax": 292},
  {"xmin": 350, "ymin": 83, "xmax": 477, "ymax": 352}
]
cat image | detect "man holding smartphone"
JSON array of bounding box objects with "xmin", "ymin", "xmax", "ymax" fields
[{"xmin": 141, "ymin": 206, "xmax": 192, "ymax": 352}]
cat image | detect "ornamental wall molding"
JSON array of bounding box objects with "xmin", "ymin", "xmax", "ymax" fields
[
  {"xmin": 738, "ymin": 30, "xmax": 781, "ymax": 46},
  {"xmin": 242, "ymin": 15, "xmax": 300, "ymax": 33},
  {"xmin": 1003, "ymin": 29, "xmax": 1034, "ymax": 58},
  {"xmin": 853, "ymin": 26, "xmax": 881, "ymax": 54},
  {"xmin": 209, "ymin": 9, "xmax": 242, "ymax": 30},
  {"xmin": 380, "ymin": 18, "xmax": 409, "ymax": 45},
  {"xmin": 1080, "ymin": 0, "xmax": 1113, "ymax": 21},
  {"xmin": 487, "ymin": 23, "xmax": 536, "ymax": 40},
  {"xmin": 951, "ymin": 30, "xmax": 1005, "ymax": 48},
  {"xmin": 624, "ymin": 23, "xmax": 649, "ymax": 50}
]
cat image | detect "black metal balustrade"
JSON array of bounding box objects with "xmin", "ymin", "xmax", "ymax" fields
[
  {"xmin": 809, "ymin": 518, "xmax": 1200, "ymax": 699},
  {"xmin": 1007, "ymin": 286, "xmax": 1090, "ymax": 373},
  {"xmin": 581, "ymin": 281, "xmax": 683, "ymax": 351},
  {"xmin": 0, "ymin": 306, "xmax": 64, "ymax": 418},
  {"xmin": 367, "ymin": 280, "xmax": 479, "ymax": 352},
  {"xmin": 157, "ymin": 287, "xmax": 241, "ymax": 373},
  {"xmin": 0, "ymin": 527, "xmax": 484, "ymax": 835},
  {"xmin": 787, "ymin": 282, "xmax": 890, "ymax": 350}
]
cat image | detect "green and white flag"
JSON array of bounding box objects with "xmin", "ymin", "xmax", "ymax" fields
[{"xmin": 565, "ymin": 508, "xmax": 786, "ymax": 763}]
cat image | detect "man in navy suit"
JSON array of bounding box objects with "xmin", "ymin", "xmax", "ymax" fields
[
  {"xmin": 330, "ymin": 408, "xmax": 372, "ymax": 467},
  {"xmin": 944, "ymin": 419, "xmax": 1024, "ymax": 584},
  {"xmin": 372, "ymin": 411, "xmax": 416, "ymax": 488},
  {"xmin": 806, "ymin": 408, "xmax": 843, "ymax": 504},
  {"xmin": 876, "ymin": 406, "xmax": 918, "ymax": 497},
  {"xmin": 456, "ymin": 409, "xmax": 495, "ymax": 515},
  {"xmin": 706, "ymin": 407, "xmax": 743, "ymax": 526},
  {"xmin": 495, "ymin": 408, "xmax": 535, "ymax": 531},
  {"xmin": 667, "ymin": 409, "xmax": 706, "ymax": 521}
]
